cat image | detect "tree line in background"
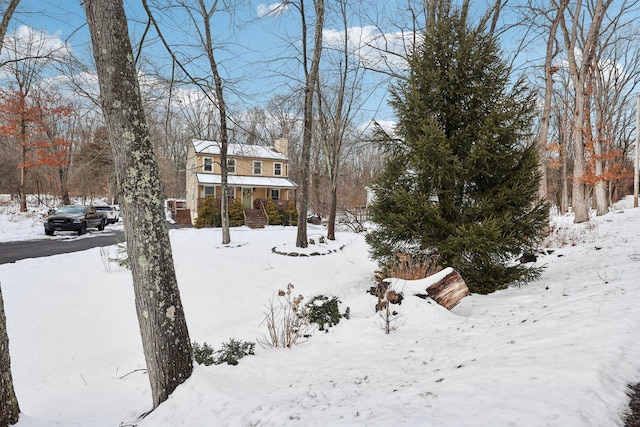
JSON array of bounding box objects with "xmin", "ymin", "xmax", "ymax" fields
[
  {"xmin": 531, "ymin": 0, "xmax": 639, "ymax": 220},
  {"xmin": 0, "ymin": 1, "xmax": 636, "ymax": 230},
  {"xmin": 0, "ymin": 1, "xmax": 637, "ymax": 225}
]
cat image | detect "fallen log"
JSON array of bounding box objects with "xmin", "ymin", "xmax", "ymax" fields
[
  {"xmin": 423, "ymin": 268, "xmax": 469, "ymax": 309},
  {"xmin": 384, "ymin": 267, "xmax": 469, "ymax": 310},
  {"xmin": 372, "ymin": 267, "xmax": 469, "ymax": 312}
]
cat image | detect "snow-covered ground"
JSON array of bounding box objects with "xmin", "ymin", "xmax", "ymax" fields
[{"xmin": 1, "ymin": 197, "xmax": 639, "ymax": 426}]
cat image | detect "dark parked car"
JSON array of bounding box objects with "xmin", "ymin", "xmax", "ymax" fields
[{"xmin": 44, "ymin": 205, "xmax": 106, "ymax": 236}]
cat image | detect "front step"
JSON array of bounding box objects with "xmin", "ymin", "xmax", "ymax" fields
[{"xmin": 244, "ymin": 209, "xmax": 267, "ymax": 228}]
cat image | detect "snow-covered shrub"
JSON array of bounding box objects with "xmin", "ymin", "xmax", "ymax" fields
[
  {"xmin": 192, "ymin": 341, "xmax": 216, "ymax": 366},
  {"xmin": 305, "ymin": 295, "xmax": 349, "ymax": 332},
  {"xmin": 192, "ymin": 339, "xmax": 255, "ymax": 366},
  {"xmin": 216, "ymin": 339, "xmax": 255, "ymax": 366}
]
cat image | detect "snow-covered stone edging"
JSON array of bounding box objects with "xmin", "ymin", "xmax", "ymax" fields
[{"xmin": 271, "ymin": 244, "xmax": 346, "ymax": 257}]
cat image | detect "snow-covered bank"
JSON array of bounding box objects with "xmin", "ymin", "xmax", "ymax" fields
[{"xmin": 1, "ymin": 198, "xmax": 639, "ymax": 426}]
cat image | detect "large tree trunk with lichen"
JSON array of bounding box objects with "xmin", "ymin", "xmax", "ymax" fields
[
  {"xmin": 0, "ymin": 285, "xmax": 20, "ymax": 426},
  {"xmin": 84, "ymin": 0, "xmax": 192, "ymax": 409}
]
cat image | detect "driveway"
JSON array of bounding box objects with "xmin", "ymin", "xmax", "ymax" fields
[
  {"xmin": 0, "ymin": 221, "xmax": 190, "ymax": 264},
  {"xmin": 0, "ymin": 228, "xmax": 126, "ymax": 264}
]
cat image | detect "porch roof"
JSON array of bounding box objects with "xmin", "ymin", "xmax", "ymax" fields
[{"xmin": 196, "ymin": 173, "xmax": 298, "ymax": 189}]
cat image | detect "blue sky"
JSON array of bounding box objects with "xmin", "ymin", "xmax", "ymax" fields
[
  {"xmin": 9, "ymin": 0, "xmax": 406, "ymax": 129},
  {"xmin": 6, "ymin": 0, "xmax": 555, "ymax": 133}
]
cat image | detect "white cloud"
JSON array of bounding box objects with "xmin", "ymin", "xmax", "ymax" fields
[
  {"xmin": 2, "ymin": 25, "xmax": 72, "ymax": 62},
  {"xmin": 323, "ymin": 25, "xmax": 414, "ymax": 73},
  {"xmin": 256, "ymin": 2, "xmax": 289, "ymax": 18}
]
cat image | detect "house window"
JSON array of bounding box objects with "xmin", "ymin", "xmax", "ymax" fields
[
  {"xmin": 204, "ymin": 186, "xmax": 215, "ymax": 197},
  {"xmin": 274, "ymin": 162, "xmax": 282, "ymax": 176},
  {"xmin": 203, "ymin": 157, "xmax": 213, "ymax": 172},
  {"xmin": 271, "ymin": 189, "xmax": 280, "ymax": 200},
  {"xmin": 227, "ymin": 158, "xmax": 236, "ymax": 174},
  {"xmin": 253, "ymin": 161, "xmax": 262, "ymax": 175}
]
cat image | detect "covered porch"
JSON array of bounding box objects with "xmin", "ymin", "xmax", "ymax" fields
[
  {"xmin": 193, "ymin": 173, "xmax": 298, "ymax": 227},
  {"xmin": 195, "ymin": 173, "xmax": 297, "ymax": 210}
]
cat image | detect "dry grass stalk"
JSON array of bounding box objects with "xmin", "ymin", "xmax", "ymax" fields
[
  {"xmin": 385, "ymin": 253, "xmax": 441, "ymax": 281},
  {"xmin": 257, "ymin": 283, "xmax": 311, "ymax": 348}
]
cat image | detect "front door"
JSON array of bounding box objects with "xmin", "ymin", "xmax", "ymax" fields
[{"xmin": 242, "ymin": 187, "xmax": 253, "ymax": 209}]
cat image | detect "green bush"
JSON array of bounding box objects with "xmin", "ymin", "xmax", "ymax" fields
[
  {"xmin": 228, "ymin": 199, "xmax": 245, "ymax": 226},
  {"xmin": 192, "ymin": 341, "xmax": 216, "ymax": 366},
  {"xmin": 283, "ymin": 200, "xmax": 298, "ymax": 226},
  {"xmin": 192, "ymin": 339, "xmax": 255, "ymax": 366},
  {"xmin": 195, "ymin": 195, "xmax": 220, "ymax": 228},
  {"xmin": 265, "ymin": 199, "xmax": 283, "ymax": 225},
  {"xmin": 216, "ymin": 338, "xmax": 255, "ymax": 366},
  {"xmin": 305, "ymin": 295, "xmax": 348, "ymax": 332}
]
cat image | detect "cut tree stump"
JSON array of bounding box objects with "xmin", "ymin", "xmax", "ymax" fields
[
  {"xmin": 422, "ymin": 268, "xmax": 469, "ymax": 310},
  {"xmin": 373, "ymin": 267, "xmax": 469, "ymax": 312}
]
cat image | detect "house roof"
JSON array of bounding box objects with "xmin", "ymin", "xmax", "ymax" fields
[
  {"xmin": 192, "ymin": 139, "xmax": 287, "ymax": 160},
  {"xmin": 196, "ymin": 173, "xmax": 298, "ymax": 189}
]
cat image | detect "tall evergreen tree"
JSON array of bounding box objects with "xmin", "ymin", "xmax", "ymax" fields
[{"xmin": 366, "ymin": 3, "xmax": 548, "ymax": 294}]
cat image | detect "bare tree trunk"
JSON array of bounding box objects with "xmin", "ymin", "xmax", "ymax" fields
[
  {"xmin": 19, "ymin": 146, "xmax": 27, "ymax": 212},
  {"xmin": 561, "ymin": 143, "xmax": 569, "ymax": 214},
  {"xmin": 143, "ymin": 0, "xmax": 232, "ymax": 243},
  {"xmin": 84, "ymin": 0, "xmax": 192, "ymax": 409},
  {"xmin": 590, "ymin": 20, "xmax": 637, "ymax": 215},
  {"xmin": 296, "ymin": 0, "xmax": 325, "ymax": 248},
  {"xmin": 58, "ymin": 165, "xmax": 70, "ymax": 205},
  {"xmin": 593, "ymin": 86, "xmax": 608, "ymax": 216},
  {"xmin": 197, "ymin": 0, "xmax": 231, "ymax": 244},
  {"xmin": 58, "ymin": 134, "xmax": 73, "ymax": 205},
  {"xmin": 571, "ymin": 87, "xmax": 589, "ymax": 222},
  {"xmin": 0, "ymin": 285, "xmax": 20, "ymax": 426},
  {"xmin": 0, "ymin": 0, "xmax": 18, "ymax": 45},
  {"xmin": 326, "ymin": 180, "xmax": 337, "ymax": 239},
  {"xmin": 557, "ymin": 0, "xmax": 612, "ymax": 223},
  {"xmin": 538, "ymin": 2, "xmax": 565, "ymax": 201},
  {"xmin": 324, "ymin": 0, "xmax": 353, "ymax": 241},
  {"xmin": 19, "ymin": 116, "xmax": 27, "ymax": 212},
  {"xmin": 0, "ymin": 3, "xmax": 21, "ymax": 419}
]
